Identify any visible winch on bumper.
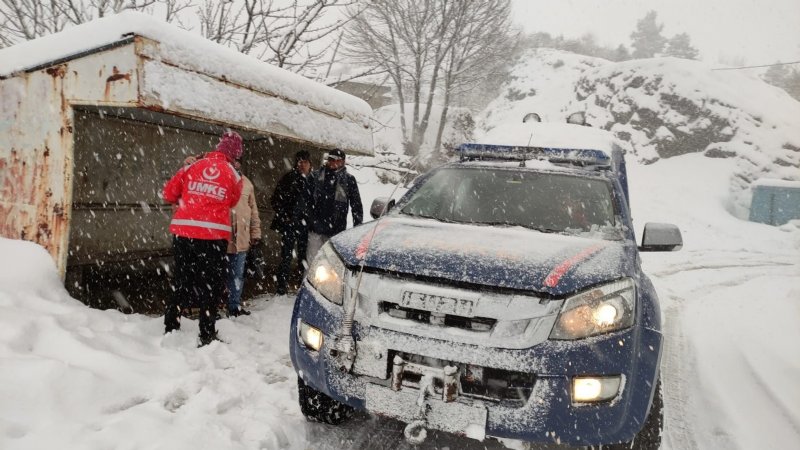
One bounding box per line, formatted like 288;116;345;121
289;283;663;446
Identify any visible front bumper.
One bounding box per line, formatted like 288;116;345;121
289;284;662;446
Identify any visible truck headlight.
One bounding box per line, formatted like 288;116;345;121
550;278;635;340
307;242;346;305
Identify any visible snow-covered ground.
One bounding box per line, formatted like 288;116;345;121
1;152;798;449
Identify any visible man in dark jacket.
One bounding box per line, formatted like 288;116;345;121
270;150;313;295
307;148;363;261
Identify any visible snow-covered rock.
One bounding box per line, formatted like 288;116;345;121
478;49;800;219
478;49;607;133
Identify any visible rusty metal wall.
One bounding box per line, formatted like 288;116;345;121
0;44;139;278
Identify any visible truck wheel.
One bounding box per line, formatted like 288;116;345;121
297;377;353;425
591;378;663;450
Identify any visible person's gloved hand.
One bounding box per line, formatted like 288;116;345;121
250;239;261;247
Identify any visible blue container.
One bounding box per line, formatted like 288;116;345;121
749;179;800;226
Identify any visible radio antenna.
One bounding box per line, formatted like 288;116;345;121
521;133;534;167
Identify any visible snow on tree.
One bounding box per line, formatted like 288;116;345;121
763;63;800;101
764;62;791;86
196;0;356;73
0;0;355;75
630;10;667;59
664;32;699;60
613;44;631;62
785;69;800;100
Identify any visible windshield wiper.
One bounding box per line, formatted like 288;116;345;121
400;210;450;222
517;224;563;234
464;221;564;234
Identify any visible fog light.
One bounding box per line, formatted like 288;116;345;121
572;376;621;403
299;321;323;351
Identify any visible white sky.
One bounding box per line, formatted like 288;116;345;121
511;0;800;66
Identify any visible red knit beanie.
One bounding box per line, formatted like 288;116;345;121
216;131;243;161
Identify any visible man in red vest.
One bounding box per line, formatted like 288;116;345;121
162;130;244;346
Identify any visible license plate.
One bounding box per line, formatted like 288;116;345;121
401;291;474;316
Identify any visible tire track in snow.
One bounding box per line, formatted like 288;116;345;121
659;293;700;450
650;248;800;449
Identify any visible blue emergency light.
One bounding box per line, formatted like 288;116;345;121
456;143;611;167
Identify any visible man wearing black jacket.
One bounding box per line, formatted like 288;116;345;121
307;148;363;261
270;150;313;295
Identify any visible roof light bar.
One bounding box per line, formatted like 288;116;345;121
456;144;611;167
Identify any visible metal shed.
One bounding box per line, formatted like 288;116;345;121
749;178;800;226
0;12;373;309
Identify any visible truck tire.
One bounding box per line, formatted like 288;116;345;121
297;377;353;425
590;378;663;450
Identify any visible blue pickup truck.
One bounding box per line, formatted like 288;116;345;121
290;121;682;449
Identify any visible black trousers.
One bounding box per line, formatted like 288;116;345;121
164;236;228;339
276;224;308;292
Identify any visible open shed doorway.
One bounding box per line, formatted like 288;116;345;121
65;106;326;313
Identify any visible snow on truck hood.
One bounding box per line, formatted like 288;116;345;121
331;217;633;296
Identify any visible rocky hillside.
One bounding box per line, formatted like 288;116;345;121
477;49;800;218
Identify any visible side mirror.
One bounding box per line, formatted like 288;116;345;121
522;112;542;123
566;111;587;126
639;222;683;252
370;197;396;219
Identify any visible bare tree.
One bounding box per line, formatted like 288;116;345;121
0;1;67;46
344;0;514;158
197;0;358;73
0;0;192;48
345;0;458;156
432;0;514;159
1;0;354;76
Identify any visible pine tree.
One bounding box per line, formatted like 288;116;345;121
784;69;800;101
664;33;699;60
763;63;790;87
630;11;667;58
613;44;631;61
764;65;800;102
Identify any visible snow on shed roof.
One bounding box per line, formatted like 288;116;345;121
0;11;372;126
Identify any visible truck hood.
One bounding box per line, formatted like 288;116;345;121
331;217;635;297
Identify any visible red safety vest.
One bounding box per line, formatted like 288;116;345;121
163;151;243;240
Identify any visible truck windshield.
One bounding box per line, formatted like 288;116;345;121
400;167;616;233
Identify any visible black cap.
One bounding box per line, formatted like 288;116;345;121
327;148;346;160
